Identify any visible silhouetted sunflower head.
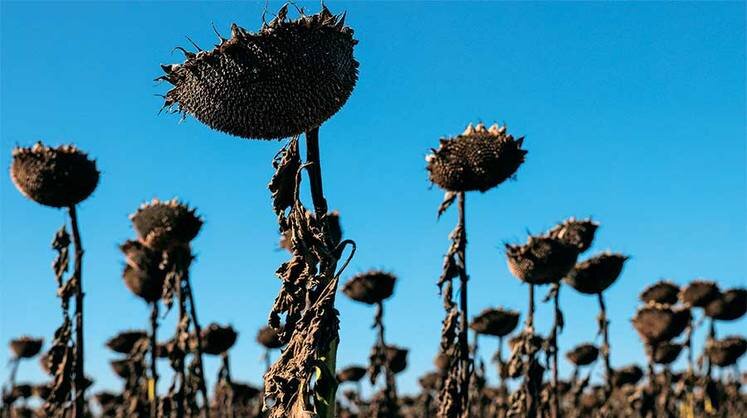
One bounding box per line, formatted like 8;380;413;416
120;240;167;302
336;365;367;383
469;307;520;337
565;343;599;367
10;142;99;208
9;337;43;359
564;252;628;294
546;217;598;253
704;288;746;321
612;365;643;388
342;270;397;304
159;4;358;140
640;280;680;305
679;279;720;308
651;342;683;365
105;330;147;354
130;199;202;251
426;123;526;193
256;325;284;349
632;304;690;345
200;323;238;355
506;235;578;285
708;336;747;367
385;345;408;374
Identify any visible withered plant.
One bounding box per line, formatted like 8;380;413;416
157;4;359;416
200;323;238;418
129;198;207;417
10;142;99;418
107;331;150;416
427;122;526;418
2;337;43;415
564;250;628;403
342;270;398;417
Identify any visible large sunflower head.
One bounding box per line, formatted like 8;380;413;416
505;234;578;285
426;123;526;193
10;142;99;208
130;199;203;251
564;252;628;295
159;4;358;140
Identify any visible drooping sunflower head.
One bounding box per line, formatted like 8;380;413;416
651;342;683;365
159;4;358;140
9;337;44;360
632;304;690;345
10;142;99;208
130;199;203;251
640;280;680;305
704;288;747;321
679;279;720;308
256;325;285;349
505;234;578;285
105;330;147;354
565;343;599;367
469;307;520;337
708;336;747;367
564;252;628;295
336;365;367;383
342;270;397;305
546;217;599;253
426;123;527;193
120;240;167;302
200;323;238;355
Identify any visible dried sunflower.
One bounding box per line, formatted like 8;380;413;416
679;279;720;308
385;345;409;374
506;235;578;285
704;288;747;321
612;365;643;388
426;123;526;193
708;336;747;367
336;365;367;383
469;307;520;337
10;142;99;208
9;336;44;359
120;240;166;302
159;5;358;140
632;304;690;345
546;217;598;253
564;252;628;294
105;330;147;354
130;199;202;251
199;323;238;355
565;343;599;367
256;325;284;349
651;342;683;365
639;280;680;305
342;270;396;304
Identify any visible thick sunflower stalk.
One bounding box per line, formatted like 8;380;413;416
264;135;355;418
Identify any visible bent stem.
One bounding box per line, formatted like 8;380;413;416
456;192;471;415
597;292;613;401
68;205;85;418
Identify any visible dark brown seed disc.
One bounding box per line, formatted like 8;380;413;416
564;252;628;294
9;336;43;359
385;345;408;374
159;5;358;140
105;330;147;354
612;365;643;388
427;123;527;193
120;240;166;302
130;199;203;251
469;307;520;337
565;343;599;367
679;280;720;308
708;336;747;367
200;323;238;355
704;288;747;321
640;280;680;305
506;235;578;285
342;270;397;304
256;325;284;349
632;304;691;345
546;217;599;253
336;365;367;383
10;142;99;208
652;342;683;365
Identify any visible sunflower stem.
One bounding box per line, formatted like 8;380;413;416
68;205;85;418
456;191;471;416
551;284;561;418
597;292;613;401
525;283;537;417
184;275;209;418
150;302;159;418
305;126;340;418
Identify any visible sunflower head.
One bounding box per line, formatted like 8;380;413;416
564;252;628;294
130;199;203;251
159;4;358;140
469;307;520;337
200;323;238;355
565;343;599;367
256;325;284;349
506;234;578;285
679;280;720;308
708;336;747;367
426;123;526;193
632;304;690;345
546;217;599;253
336;365;367;383
105;330;147;354
640;280;680;305
651;342;683;365
10;142;99;208
9;337;43;360
704;288;746;321
120;240;167;302
342;270;397;304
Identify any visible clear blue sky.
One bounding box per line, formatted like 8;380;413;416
1;1;745;396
